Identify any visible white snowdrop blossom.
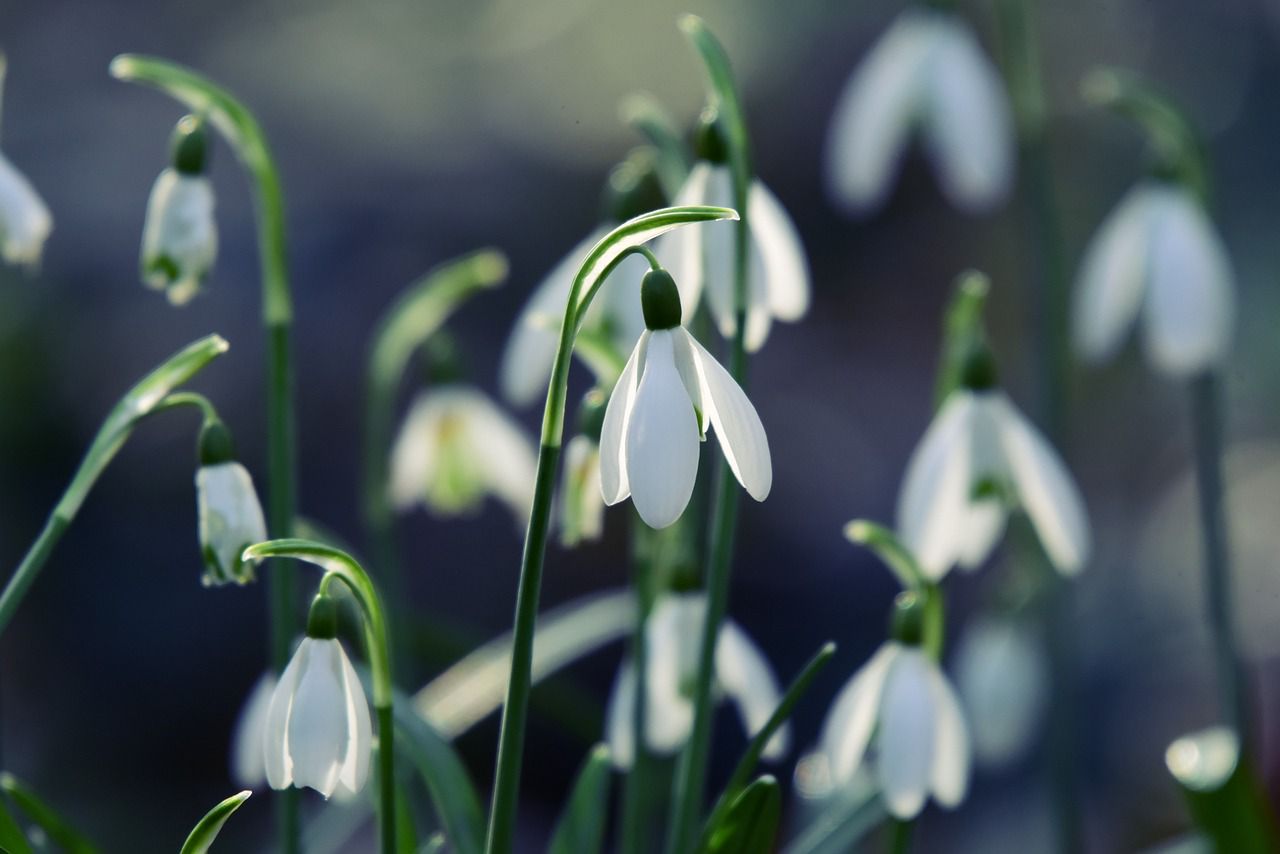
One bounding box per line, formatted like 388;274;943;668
821;641;970;819
653;162;810;351
197;461;268;587
953;617;1048;768
0;150;51;268
231;672;276;788
897;387;1090;579
559;434;605;547
825;8;1014;215
264;637;372;799
1072;181;1234;377
389;385;537;525
605;592;788;769
141;168;218;305
600;268;771;529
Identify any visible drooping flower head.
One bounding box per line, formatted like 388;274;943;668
196;418;268;587
825;6;1014;215
559;389;607;547
600;266;771;529
0;56;52;268
605;591;788;769
953;615;1048;769
141;115;218;305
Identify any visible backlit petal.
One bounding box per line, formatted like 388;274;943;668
335;642;373;797
287;639;349;798
264;639;311;790
625;330;700;528
897;392;976;579
599;332;648;505
605;661;638;769
820;643;899;782
876;648;936;819
928;664;971;808
749;180;810;322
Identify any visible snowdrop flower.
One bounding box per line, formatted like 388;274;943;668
0;58;52;268
264;597;372;799
821;598;970;819
601;267;771;529
196;420;268;587
1072;180;1234;377
141;116;217;306
231;672;276;788
825;7;1014;215
559;390;607;547
653;117;810;351
897;349;1090;579
605;591;787;769
953;616;1048;768
389;384;537;525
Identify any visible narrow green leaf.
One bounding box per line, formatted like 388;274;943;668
932;271;990;409
0;773;96;854
549;744;612;854
782;787;885;854
179;790;250;854
702;775;781;854
678;15;753;203
0;793;32;854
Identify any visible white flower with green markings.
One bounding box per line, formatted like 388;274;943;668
953;616;1048;768
141;116;217;305
0;57;52;268
195;421;267;587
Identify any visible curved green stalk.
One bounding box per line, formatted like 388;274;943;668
0;335;228;638
111;55;301;851
243;539;398;854
668;17;754;854
481;204;737;854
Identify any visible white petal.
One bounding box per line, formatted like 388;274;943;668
644;596;701;753
625;330;700;528
698;166;742;342
231;673;276;788
1142;187;1235;376
1072;185;1157;365
991;393;1091;574
716;621;789;759
820;643;898;782
264;638;312;790
927;664;971;808
749;180;810;322
920;15;1014;212
457;390;539;524
825;11;935;214
287;639;350;798
896;392;977;579
954;617;1048;768
0;150;52;267
331;642;372;797
678;329;772;501
954;499;1007;571
599;332;648;505
559;435;605;546
876;648;936;820
197;462;268;584
388;394;442;510
605;661;638;769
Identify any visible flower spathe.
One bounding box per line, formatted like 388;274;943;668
197;461;268;587
896;388;1090;579
141;168;218;305
264;637;372;799
953;616;1048;768
600;326;771;529
559;434;605;547
0;150;51;268
604;592;788;769
821;641;970;819
1072;180;1235;377
653;163;810;351
389;384;537;526
825;8;1013;215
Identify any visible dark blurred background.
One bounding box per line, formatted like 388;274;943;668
1;0;1279;851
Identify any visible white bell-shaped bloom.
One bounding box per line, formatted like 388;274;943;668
821;642;970;819
231;672;276;788
264;637;372;799
559;434;605;547
825;8;1014;215
1072;181;1234;377
197;461;268;587
897;388;1090;579
141;168;217;305
605;592;788;769
600;326;771;529
953;617;1048;768
389;384;537;526
0;150;51;268
653;163;810;351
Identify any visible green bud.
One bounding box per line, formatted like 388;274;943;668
641;268;682;331
601;149;668;223
171;115;210;175
198;419;236;466
306;593;340;640
423;333;464;385
889;591;925;647
575;388;607;443
694;108;729;164
958;342;999;391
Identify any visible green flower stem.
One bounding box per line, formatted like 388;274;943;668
888;818;913;854
243;539;398;854
0;335;229;638
619;521;661;854
482;206;737;854
1189;375;1248;740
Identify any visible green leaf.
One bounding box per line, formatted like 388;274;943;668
548;744;611;854
678;15;753;205
782;787;885;854
932;270;990;409
0;794;32;854
395;778;419;854
0;773;96;854
702;776;781;854
179;790;250;854
619;92;691;200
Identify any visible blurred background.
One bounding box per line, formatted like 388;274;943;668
0;0;1278;850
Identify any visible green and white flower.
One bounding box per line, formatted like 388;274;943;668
197;457;268;587
0;149;51;268
953;616;1048;769
141;116;217;305
825;7;1013;215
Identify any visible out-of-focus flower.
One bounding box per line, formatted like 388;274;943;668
953;616;1048;768
825;7;1013;215
897;355;1089;579
141;116;217;305
0;56;52;268
195;421;267;587
389;384;537;525
821;641;970;819
559;390;607;547
605;591;787;769
1072;181;1234;377
231;672;276;788
600;268;771;529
